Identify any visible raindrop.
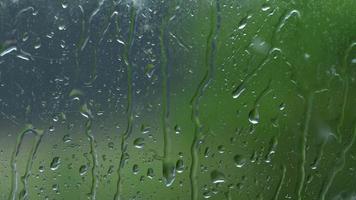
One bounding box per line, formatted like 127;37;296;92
163;162;176;187
79;165;88;176
34;38;41;49
234;155;247;168
174;125;182;135
61;1;68;8
147;168;154;179
39;166;44;173
62;135;72;143
218;145;225;154
80;103;92;119
141;125;151;134
176;159;184;173
133;137;145;149
203;190;212;199
238;16;249;30
232;84;246;99
279;103;286;111
52;184;59;191
248;108;260;124
58;25;66;31
50;157;61;170
144;64;155;78
133;164;139;174
211;170;225;184
261;3;271;11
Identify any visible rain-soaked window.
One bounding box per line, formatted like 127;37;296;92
1;0;356;199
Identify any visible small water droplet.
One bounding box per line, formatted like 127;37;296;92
147;168;154;179
279;103;286;111
144;64;155;78
108;142;114;149
211;170;225;184
116;39;125;45
39;166;44;173
61;2;68;8
48;126;55;132
80;103;92;119
141;125;151;134
238;16;249;30
232;84;245;99
62;134;72;143
58;25;66;31
261;3;271;11
203;190;212;199
34;38;41;49
52;184;59;191
133;137;145;149
50;157;61;170
132;164;139;174
79;165;88;176
217;145;225;154
176;159;184;173
234;155;247;168
174;125;182;135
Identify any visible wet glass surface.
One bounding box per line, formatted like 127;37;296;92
1;0;356;199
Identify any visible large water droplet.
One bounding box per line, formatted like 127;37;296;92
248;108;260;124
163;162;176;187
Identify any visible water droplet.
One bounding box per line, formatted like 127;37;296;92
261;3;271;11
144;64;155;78
61;2;68;8
50;157;61;170
163;162;176;187
248;108;260;124
238;16;248;30
203;190;212;199
79;165;88;176
279;103;286;111
49;126;55;132
211;170;225;184
34;38;41;49
147;168;154;179
234;155;247;168
80;103;92;119
204;147;210;158
39;166;44;173
232;84;246;99
58;25;66;31
141;125;151;134
176;159;184;173
116;39;125;45
218;145;225;154
174;125;182;134
62;134;72;143
132;164;139;174
133;137;145;149
69;89;84;99
52;184;59;191
108;142;114;149
351;58;356;64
